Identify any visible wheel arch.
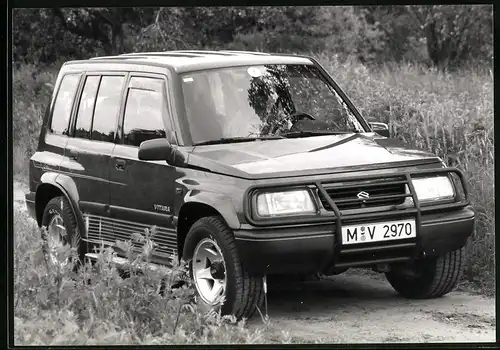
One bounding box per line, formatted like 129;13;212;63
35;172;86;237
176;195;241;260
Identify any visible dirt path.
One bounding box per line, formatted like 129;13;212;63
248;274;496;343
13;181;496;344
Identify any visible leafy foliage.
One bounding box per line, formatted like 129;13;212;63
406;5;493;70
13;206;291;345
12;6;492;69
12;64;59;177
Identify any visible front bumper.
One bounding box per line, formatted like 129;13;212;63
235;207;474;276
236;167;474;276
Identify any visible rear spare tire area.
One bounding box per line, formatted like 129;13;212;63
386;247;465;299
182;216;264;319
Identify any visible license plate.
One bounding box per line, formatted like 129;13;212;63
341;219;416;245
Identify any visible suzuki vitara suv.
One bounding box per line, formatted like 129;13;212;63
25;50;475;319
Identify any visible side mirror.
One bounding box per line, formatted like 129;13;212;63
369;122;390;138
138;138;186;166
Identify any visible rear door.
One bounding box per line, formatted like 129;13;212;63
109;74;178;264
61;73;127;247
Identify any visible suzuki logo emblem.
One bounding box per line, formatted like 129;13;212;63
357;191;370;200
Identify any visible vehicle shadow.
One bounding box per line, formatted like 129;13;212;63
259;273;426;319
245;274;496;344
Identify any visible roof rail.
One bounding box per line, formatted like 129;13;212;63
219;50;270;56
120;52;204;58
126;49;271;56
168;50;235;56
90;50;275;61
90;55;149;61
89;56;120;60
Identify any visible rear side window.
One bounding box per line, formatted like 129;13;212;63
122;77;167;147
91;76;125;142
50;74;80;135
74;76;100;139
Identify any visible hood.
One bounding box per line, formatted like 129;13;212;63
187;133;441;179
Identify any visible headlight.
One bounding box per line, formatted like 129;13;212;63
256;189;316;217
411;176;455;202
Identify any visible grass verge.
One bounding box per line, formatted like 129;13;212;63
13;203;297;345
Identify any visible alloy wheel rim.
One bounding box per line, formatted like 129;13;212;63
192;238;227;305
47;214;69;268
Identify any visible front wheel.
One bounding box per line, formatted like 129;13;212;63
386;247;465;299
183;216;264;319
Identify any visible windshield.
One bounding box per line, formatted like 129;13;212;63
181;64;366;145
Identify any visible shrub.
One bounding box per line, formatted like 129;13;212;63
13;205;292;345
13;64;59;177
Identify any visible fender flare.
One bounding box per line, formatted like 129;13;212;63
180;190;241;230
37;172;86;238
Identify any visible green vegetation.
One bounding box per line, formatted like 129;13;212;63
13;6;493;70
13;205;297;345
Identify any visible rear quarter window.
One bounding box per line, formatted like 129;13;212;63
50;74;81;135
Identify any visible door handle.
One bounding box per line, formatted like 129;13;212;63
68;149;79;160
115;158;126;170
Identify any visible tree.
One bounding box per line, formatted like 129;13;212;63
12;6;493;68
407;5;492;70
13;9;89;65
51;8;154;55
361;6;416;63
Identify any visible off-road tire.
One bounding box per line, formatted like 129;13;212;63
183;216;264;320
41;196;85;266
386;247;465;299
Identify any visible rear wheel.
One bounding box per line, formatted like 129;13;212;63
386;247;465;299
183;216;264;319
41;196;84;269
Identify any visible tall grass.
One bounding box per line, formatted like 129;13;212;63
317;54;494;291
13;204;293;345
12;64;59;179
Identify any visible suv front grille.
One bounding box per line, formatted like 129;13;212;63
318;176;408;211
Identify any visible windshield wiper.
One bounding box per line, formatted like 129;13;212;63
281;130;354;138
193;135;284;146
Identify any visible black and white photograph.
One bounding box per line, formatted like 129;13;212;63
10;5;495;345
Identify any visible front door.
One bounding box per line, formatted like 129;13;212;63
109;74;177;265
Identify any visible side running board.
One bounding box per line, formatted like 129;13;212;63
84;253;171;275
